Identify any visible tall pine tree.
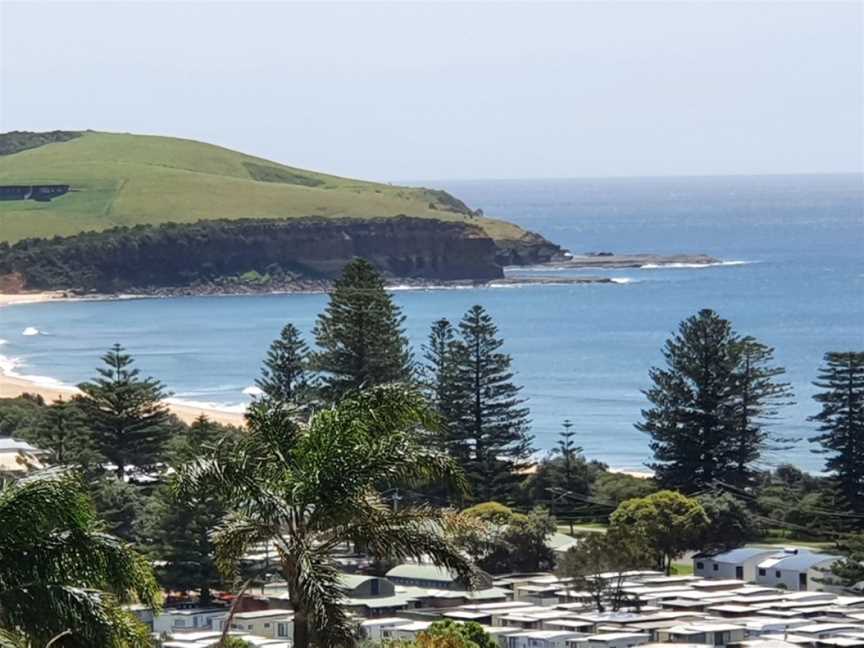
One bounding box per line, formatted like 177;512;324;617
423;318;463;455
256;323;310;405
451;305;533;502
28;397;103;472
729;337;794;487
311;258;413;402
638;309;791;491
809;351;864;514
77;344;173;478
143;482;223;604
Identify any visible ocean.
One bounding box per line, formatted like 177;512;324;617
1;174;862;472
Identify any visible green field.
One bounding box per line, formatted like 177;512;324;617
0;131;528;244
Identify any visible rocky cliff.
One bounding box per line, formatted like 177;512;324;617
0;216;504;292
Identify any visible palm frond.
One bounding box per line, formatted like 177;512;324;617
211;513;273;581
0;629;27;648
0;584;150;648
325;495;480;588
276;542;354;648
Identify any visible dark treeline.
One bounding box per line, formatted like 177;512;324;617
0;216;500;292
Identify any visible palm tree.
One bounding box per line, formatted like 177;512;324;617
177;385;479;648
0;469;159;648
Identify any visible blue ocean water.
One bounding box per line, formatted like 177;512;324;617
1;175;862;472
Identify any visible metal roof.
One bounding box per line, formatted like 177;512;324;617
386;564;459;582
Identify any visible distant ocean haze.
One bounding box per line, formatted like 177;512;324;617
1;174;862;472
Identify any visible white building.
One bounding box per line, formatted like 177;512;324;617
754;549;841;591
693;548;778;582
570;632;651;648
0;437;46;473
152;608;227;634
216;609;293;639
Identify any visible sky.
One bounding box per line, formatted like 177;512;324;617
1;1;862;181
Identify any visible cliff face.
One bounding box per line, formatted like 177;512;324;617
0;216;503;292
494;230;565;266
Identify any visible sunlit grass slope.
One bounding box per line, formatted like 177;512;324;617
0;131;527;243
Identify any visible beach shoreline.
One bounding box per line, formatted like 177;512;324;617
0;369;247;427
0;290;659;475
0;294;247;426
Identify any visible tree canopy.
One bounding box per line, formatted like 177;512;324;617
311;259;414;403
0;469;159;647
177;385;477;648
609;490;709;575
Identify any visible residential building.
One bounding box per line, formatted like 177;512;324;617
754;550;842;592
694;549;779;582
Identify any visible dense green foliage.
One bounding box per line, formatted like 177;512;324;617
312;258;414;403
639;309;792;491
696;492;760;553
418;620;497;648
256;323;311;405
176;386;476;648
829;533;864;587
142;482;223;604
0;469;159;647
76;344;174;478
0;130;81;156
429;306;533;503
423;318;462;453
809;352;864;513
456;502;556;573
609;490;709;574
0;218;404;291
24;397;103;471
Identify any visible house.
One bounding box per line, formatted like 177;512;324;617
569;631;651;648
506;629;585;648
547;532;581;558
386;563;493;590
754;550;842;592
162;631;290;648
694;549;779;582
0;437;46;473
655;622;747;646
361;617;419;642
336;573;424;616
216;609;294;639
152;608;228;634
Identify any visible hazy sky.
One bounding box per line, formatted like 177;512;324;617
1;1;861;180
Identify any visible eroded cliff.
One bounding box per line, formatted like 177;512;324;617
0;216;505;292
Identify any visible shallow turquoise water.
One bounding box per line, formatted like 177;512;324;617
2;174;861;471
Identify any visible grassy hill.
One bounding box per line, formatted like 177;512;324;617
0;131;533;246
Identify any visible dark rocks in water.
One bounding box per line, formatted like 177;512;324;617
494;230;564;266
549;253;720;269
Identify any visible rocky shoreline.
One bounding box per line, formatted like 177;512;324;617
2;253;734;302
539;253;721;269
54;274;618;300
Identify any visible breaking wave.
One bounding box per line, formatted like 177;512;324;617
639;260;753;269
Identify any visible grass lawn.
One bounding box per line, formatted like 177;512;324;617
0;131;529;244
671;562;694;576
557;522;608;536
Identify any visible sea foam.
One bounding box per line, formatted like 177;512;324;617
639;260;753;269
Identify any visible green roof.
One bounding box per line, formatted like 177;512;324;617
386;564;460;582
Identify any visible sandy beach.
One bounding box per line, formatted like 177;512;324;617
0;291;247;427
0;369;247;426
